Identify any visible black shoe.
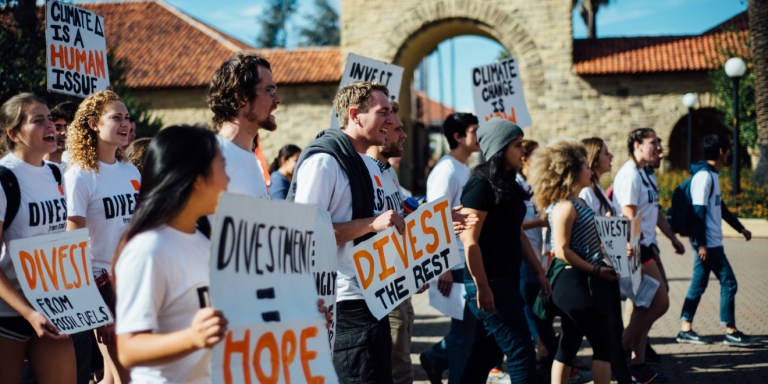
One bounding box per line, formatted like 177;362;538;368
419;352;443;384
724;331;758;347
645;343;661;364
676;330;710;345
630;363;668;383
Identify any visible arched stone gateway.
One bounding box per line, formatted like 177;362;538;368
339;0;731;189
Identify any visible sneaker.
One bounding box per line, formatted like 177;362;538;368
676;330;710;345
724;331;758;347
569;368;593;384
419;352;444;384
644;343;662;363
630;363;667;383
487;367;511;384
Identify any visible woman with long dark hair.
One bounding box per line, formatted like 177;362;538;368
268;144;301;199
0;93;75;383
113;125;229;383
460;118;550;383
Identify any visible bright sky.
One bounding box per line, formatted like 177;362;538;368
124;0;749;111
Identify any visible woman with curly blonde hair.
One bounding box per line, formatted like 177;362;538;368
528;140;619;384
65;90;140;384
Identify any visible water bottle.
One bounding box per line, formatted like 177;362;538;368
403;196;420;216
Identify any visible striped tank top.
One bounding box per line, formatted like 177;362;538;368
567;197;607;266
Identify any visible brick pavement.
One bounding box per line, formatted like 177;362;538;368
409;237;768;383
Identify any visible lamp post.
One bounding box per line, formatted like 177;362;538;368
682;93;698;169
725;57;746;196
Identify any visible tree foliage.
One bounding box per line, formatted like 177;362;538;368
296;0;339;46
256;0;297;48
0;0;162;137
708;30;757;150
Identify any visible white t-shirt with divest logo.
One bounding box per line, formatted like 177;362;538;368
115;225;211;384
65;161;141;275
613;160;659;246
293;153;385;302
0;154;68;316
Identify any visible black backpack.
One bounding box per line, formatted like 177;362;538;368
0;163;63;231
666;170;714;237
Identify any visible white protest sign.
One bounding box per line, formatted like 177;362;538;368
330;53;404;129
310;209;338;350
210;194;337;384
352;197;461;320
471;58;532;127
9;229;113;334
594;215;642;294
46;0;110;97
628;213;642;293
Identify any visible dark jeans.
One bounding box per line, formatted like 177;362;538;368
333;299;393;384
519;261;557;356
681;245;737;326
421;269;478;383
464;278;537;384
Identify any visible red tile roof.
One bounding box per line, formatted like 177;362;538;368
77;1;341;88
573;11;750;75
415;91;454;124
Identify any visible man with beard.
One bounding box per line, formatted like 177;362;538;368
365;102;413;384
207;53;280;198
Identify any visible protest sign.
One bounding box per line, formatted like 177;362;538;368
351;197;462;320
471;58;531;127
9;228;113;334
46;0;110;97
210;194;337;384
330;53;404;129
594;215;642;295
310;209;338;349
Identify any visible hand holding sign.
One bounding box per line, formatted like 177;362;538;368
190;308;228;348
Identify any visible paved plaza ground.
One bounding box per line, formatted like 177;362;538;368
409;236;768;383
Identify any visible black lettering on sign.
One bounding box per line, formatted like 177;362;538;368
256;287;280;322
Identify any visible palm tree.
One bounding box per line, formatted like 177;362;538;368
574;0;612;39
751;0;768;184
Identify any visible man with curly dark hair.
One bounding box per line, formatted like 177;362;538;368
207;53;279;198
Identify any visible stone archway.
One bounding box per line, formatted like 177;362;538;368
667;108;729;170
339;0;555;189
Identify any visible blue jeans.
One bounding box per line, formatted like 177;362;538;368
519;261;557;355
680;245;738;326
421;269;478;384
463;278;537;384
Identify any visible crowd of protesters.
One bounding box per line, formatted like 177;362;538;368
0;52;757;384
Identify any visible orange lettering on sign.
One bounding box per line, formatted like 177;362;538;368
373;236;395;281
353;250;375;289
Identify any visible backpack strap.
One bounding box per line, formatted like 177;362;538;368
0;165;21;231
47;163;62;185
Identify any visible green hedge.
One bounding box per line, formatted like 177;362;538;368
656;168;768;220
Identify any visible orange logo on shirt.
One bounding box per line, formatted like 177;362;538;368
373;175;382;188
57;185;64;196
130;180;140;191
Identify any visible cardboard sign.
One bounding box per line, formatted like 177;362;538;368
351;198;462;320
46;0;110;97
330;53;404;129
594;215;642;294
310;209;338;350
9;229;113;334
210;194;337;384
471;58;531;127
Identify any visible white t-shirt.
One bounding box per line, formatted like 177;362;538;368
115;226;210;384
370;158;404;215
579;184;617;217
216;135;268;198
293;153;385;302
613;160;659;246
426;155;470;270
0;154;68;316
65;161;141;275
691;169;723;247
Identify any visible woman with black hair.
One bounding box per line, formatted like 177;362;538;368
113;125;229;383
268;144;301;199
460;118;550;384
